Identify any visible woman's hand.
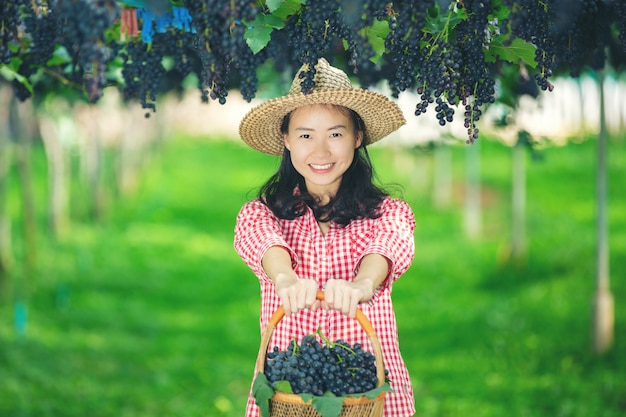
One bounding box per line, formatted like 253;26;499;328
324;279;373;318
324;253;390;318
262;246;320;316
275;273;320;316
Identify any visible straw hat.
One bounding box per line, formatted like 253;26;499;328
238;58;406;156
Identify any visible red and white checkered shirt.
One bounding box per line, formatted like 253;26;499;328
235;196;416;417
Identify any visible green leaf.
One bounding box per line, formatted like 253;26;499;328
346;382;393;400
245;25;273;54
0;64;34;94
265;0;283;12
490;0;511;20
270;0;305;18
311;391;344;417
46;46;72;66
485;37;537;68
423;3;467;36
252;374;274;417
366;19;390;63
244;12;289;54
273;380;294;394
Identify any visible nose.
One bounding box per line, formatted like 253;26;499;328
312;138;330;156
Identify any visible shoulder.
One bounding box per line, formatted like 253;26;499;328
237;199;276;221
378;196;414;217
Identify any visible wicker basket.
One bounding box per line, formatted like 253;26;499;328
254;291;386;417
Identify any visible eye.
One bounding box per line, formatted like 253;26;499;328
299;133;311;139
330;132;342;138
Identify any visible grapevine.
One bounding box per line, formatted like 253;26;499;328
1;0;625;143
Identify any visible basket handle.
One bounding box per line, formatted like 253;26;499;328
255;291;386;388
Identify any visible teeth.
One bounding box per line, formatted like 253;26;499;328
310;163;333;170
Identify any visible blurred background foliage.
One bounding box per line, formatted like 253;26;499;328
0;108;624;415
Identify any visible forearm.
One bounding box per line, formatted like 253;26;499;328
353;253;390;301
261;246;298;287
262;246;318;315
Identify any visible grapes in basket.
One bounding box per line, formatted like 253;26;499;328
264;332;381;396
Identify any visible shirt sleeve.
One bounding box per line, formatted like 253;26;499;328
357;198;416;289
234;199;299;282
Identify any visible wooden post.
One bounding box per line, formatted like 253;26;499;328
0;86;15;283
592;69;614;354
511;132;527;262
464;141;481;239
433;141;452;209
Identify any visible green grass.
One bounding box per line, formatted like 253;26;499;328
1;135;625;417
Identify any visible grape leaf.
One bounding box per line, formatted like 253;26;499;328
244;11;288;54
489;0;511;21
0;63;34;94
423;3;467;36
345;382;393;400
485;38;537;68
269;0;305;18
311;392;344;417
274;380;294;394
46;46;72;66
252;374;274;417
366;19;390;63
244;25;273;54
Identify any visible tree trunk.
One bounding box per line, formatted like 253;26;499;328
433;142;452;209
39;113;70;240
116;110;141;197
11;96;38;280
78;105;105;221
0;86;15;285
511;134;527;262
592;69;613;354
464;141;482;239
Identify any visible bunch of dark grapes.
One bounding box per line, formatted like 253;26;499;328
454;0;495;143
288;0;343;94
10;2;61;100
264;334;380;396
1;0;28;65
617;1;626;51
120;37;166;116
504;0;556;91
183;0;262;103
383;1;432;97
22;7;60;67
52;0;121;102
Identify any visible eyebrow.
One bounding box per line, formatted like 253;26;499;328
294;125;348;131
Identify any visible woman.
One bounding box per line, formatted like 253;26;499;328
235;58;415;417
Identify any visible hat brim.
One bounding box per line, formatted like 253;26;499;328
239;88;406;156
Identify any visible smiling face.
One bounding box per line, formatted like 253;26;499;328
283;104;363;203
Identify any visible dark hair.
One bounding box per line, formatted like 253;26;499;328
258;105;387;226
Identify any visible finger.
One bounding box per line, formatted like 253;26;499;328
324;281;335;305
304;281;317;308
310;299;321;312
341;290;352;316
348;292;359;318
333;286;344;312
288;291;299;315
296;287;307;311
282;294;292;316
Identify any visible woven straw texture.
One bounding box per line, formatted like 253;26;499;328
255;291;386;417
239;58;406;156
269;394;385;417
